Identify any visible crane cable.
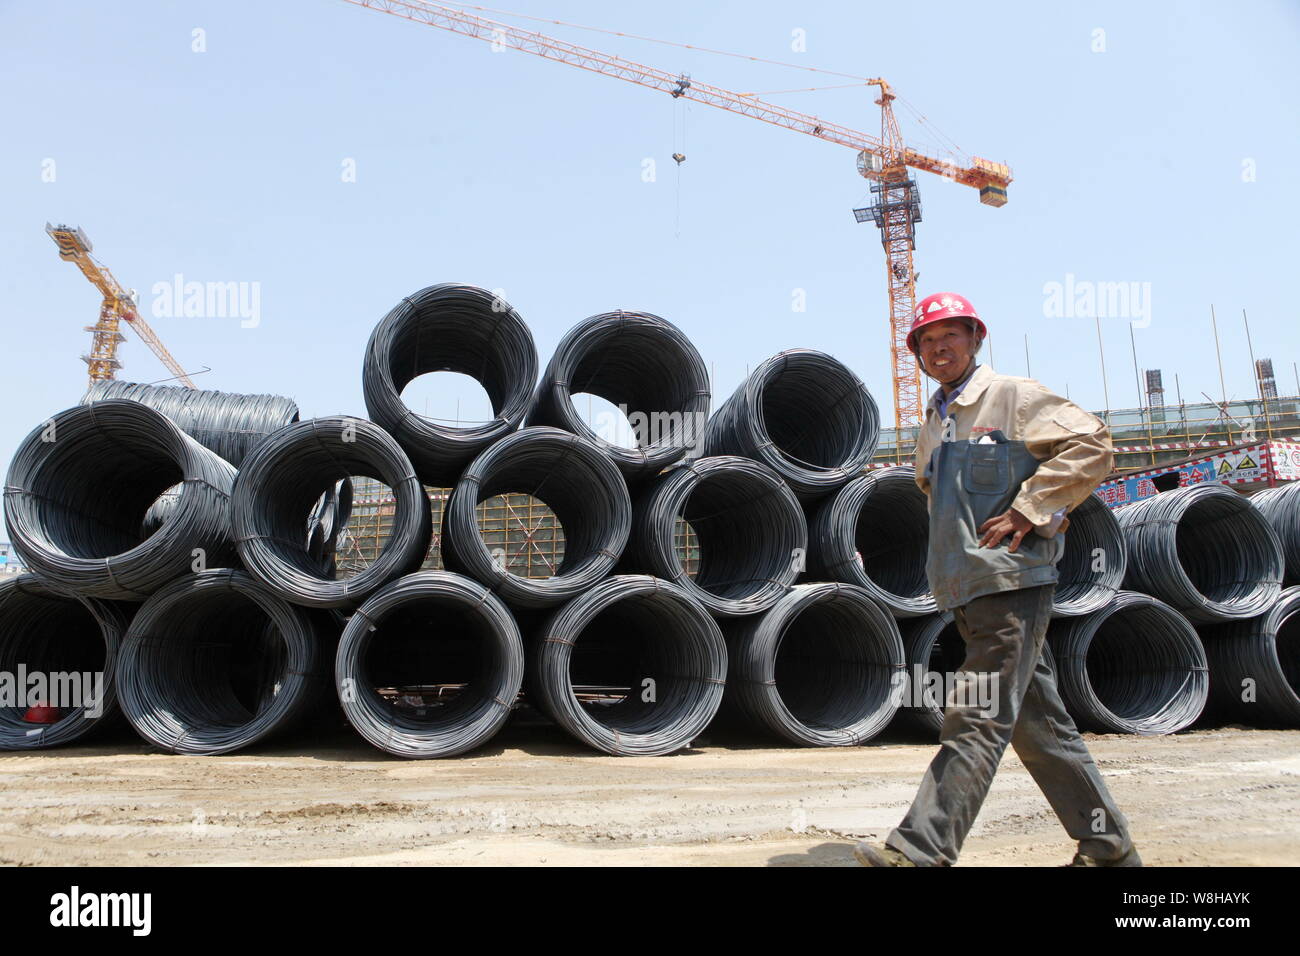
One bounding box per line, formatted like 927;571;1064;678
448;1;975;162
740;82;875;96
398;2;983;171
440;1;877;82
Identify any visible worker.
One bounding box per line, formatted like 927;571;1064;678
854;292;1141;868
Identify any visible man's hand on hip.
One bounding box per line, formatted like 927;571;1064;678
977;508;1034;552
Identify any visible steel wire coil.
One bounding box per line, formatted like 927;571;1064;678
722;582;904;746
116;569;334;755
99;378;340;568
701;348;879;499
139;483;184;539
232;416;431;609
0;575;129;749
83;380;299;468
804;466;934;617
893;611;1061;739
335;570;525;757
4;400;237;600
306;479;354;577
1046;590;1208;735
619;456;806;618
440;426;631;609
1052;491;1126;617
526;574;725;755
1199;585;1300;726
1116;483;1283;622
894;611;963;737
363;283;539;487
1251;483;1300;585
143;478;352;576
525;310;710;482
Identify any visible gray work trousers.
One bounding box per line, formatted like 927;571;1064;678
886;583;1134;866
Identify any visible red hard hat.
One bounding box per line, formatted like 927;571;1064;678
907;292;986;354
23;704;63;724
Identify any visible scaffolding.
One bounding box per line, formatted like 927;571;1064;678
0;542;25;577
335;477;698;579
877;392;1300;473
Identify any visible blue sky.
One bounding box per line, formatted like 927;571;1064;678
3;0;1298;487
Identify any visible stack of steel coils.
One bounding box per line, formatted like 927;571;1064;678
4;280;1294;762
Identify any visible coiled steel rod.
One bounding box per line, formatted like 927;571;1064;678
335;571;525;758
1047;590;1208;735
1200;585;1300;726
526;574;726;755
894;612;1062;739
306;479;354;577
116;569;335;755
83;380;299;468
0;575;129;749
894;611;964;737
1116;484;1283;622
144;477;352;575
441;426;631;609
804;466;934;617
363;283;538;487
525;310;710;482
1052;492;1126;617
722;582;904;746
701;349;879;499
232;417;431;609
4;401;236;600
1251;483;1300;585
620;456;806;618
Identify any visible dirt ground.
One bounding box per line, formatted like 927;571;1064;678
0;721;1296;866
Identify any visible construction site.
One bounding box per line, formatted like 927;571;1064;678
0;0;1296;898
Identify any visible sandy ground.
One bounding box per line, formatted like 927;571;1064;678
0;720;1296;866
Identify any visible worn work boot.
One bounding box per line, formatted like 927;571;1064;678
853;841;918;867
1066;846;1143;867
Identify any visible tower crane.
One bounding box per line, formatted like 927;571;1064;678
343;0;1012;438
45;223;197;389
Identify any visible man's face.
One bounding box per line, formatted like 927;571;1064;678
917;318;979;386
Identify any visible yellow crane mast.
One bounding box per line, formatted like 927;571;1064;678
45;223;196;389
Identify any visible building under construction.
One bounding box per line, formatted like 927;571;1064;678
336;480;700;580
877;389;1300;473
